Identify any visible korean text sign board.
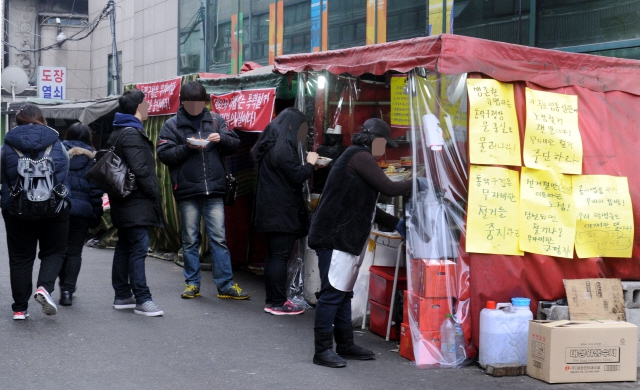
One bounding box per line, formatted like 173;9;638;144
136;78;181;116
37;66;66;100
210;88;276;131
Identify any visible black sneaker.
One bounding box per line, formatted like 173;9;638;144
217;283;250;300
271;300;304;316
181;284;200;299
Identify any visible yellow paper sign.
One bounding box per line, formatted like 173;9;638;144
466;165;523;255
523;88;583;174
467;79;521;166
573;175;634;258
519;167;576;258
390;75;410;127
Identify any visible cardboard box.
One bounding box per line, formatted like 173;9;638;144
399;323;415;361
409;259;457;298
563;278;626;321
407;292;452;331
527;320;638;384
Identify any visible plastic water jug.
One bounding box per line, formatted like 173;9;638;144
478;297;533;368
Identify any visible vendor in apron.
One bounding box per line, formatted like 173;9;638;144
308;118;412;368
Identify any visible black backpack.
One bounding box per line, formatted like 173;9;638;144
10;145;69;219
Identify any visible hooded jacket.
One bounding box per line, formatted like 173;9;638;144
1;123;70;214
156;107;240;201
63;140;104;221
254;111;314;236
107;113;164;228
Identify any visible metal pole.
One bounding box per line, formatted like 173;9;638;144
529;0;537;46
109;0;121;94
442;0;446;34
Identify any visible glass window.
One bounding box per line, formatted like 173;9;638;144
283;0;311;55
178;0;206;74
328;0;366;49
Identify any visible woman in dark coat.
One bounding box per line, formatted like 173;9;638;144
1;103;70;319
252;108;319;315
308;118;411;368
57;123;104;306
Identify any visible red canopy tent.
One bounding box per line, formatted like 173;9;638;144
275;34;640;349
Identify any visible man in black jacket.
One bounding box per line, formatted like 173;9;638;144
109;89;165;317
157;81;249;300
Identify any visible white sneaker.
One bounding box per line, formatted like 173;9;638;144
34;287;58;315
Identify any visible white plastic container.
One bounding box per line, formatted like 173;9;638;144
478;297;533;368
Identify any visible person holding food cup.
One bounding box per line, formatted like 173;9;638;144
157;81;250;301
251;107;321;316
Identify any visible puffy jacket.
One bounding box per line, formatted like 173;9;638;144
107;113;164;228
62;140;104;220
1;124;70;214
156;107;240;201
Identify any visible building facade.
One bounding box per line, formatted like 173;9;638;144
3;0;640;100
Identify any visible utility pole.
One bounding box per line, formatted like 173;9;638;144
109;0;121;94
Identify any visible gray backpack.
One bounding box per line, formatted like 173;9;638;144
10;145;68;219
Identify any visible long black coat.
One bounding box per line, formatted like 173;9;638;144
107;114;163;229
254;141;314;236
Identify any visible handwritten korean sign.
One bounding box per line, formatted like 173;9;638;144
136;78;181;116
37;66;66;100
523;88;582;174
467;79;521;166
390;75;410;127
519;167;576;258
467;165;523;255
573;175;633;258
210;88;276;131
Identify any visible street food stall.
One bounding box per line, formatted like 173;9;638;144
274;34;640;368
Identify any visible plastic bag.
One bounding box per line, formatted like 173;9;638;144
287;238;311;308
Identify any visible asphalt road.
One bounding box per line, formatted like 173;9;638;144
0;220;638;389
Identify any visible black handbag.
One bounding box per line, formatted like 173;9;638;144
87;128;137;198
222;156;237;206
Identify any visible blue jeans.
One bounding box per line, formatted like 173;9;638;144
314;248;354;332
178;196;233;292
112;226;152;304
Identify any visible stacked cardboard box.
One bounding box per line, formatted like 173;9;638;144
399;259;457;362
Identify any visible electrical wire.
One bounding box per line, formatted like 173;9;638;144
3;2;111;53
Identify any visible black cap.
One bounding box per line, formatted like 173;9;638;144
361;118;398;147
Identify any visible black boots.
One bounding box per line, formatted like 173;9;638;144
59;291;73;306
334;327;376;360
313;330;346;368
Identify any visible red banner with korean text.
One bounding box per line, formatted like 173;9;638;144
136;78;181;116
210;88;276;131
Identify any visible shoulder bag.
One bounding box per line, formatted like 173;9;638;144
87;128;137;198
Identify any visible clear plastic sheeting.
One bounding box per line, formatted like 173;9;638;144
287;238;310;309
405;69;474;368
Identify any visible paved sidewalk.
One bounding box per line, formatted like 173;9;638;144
0;223;638;389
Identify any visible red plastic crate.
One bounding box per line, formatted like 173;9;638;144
369;265;407;307
407;292;453;332
399;322;415;361
368;299;399;340
409;259;457;298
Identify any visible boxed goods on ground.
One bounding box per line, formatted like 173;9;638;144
407;292;452;331
409;259;457;298
527;320;638;384
399;322;415;361
369;265;407;307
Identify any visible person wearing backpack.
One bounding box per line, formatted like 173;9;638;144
1;103;71;320
57;123;104;306
108;89;165;317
